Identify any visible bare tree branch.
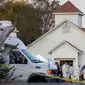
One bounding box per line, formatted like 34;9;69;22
31;0;59;34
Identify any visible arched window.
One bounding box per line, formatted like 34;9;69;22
62;22;70;33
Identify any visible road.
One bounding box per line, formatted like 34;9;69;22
0;82;84;85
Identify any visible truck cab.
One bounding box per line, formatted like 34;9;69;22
4;36;57;83
0;20;58;83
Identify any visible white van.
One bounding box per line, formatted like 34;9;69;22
4;36;58;83
0;21;58;83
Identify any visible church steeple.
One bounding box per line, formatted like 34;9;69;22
54;1;84;15
53;1;84;27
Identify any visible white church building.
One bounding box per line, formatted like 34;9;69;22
27;1;85;72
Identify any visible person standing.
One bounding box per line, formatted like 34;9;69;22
60;66;63;77
62;62;69;78
56;63;60;76
54;62;60;76
69;64;74;79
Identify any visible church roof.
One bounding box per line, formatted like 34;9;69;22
48;40;83;54
54;1;84;15
27;19;85;48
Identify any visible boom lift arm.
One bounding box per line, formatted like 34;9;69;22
0;22;14;49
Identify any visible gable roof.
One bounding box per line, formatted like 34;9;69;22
53;1;84;16
48;40;83;54
27;19;85;48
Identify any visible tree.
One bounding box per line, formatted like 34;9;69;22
31;0;60;34
0;0;42;45
0;0;59;45
12;1;42;45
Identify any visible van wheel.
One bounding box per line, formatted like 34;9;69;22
27;76;47;83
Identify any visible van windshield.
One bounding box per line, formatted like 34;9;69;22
22;49;43;63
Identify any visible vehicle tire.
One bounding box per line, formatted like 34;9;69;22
27;75;47;83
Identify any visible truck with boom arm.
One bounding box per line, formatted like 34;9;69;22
0;20;58;83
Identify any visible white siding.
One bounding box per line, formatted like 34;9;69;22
55;14;78;26
78;15;82;27
28;23;85;67
54;14;82;28
51;43;78;68
51;43;77;59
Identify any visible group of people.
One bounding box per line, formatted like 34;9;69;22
55;62;74;79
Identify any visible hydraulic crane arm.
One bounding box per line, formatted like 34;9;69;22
0;24;14;49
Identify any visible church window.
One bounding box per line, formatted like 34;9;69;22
62;22;70;33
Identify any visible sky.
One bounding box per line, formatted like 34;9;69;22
50;0;85;27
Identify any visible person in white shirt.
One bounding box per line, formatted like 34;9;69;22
69;64;74;79
62;62;69;78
